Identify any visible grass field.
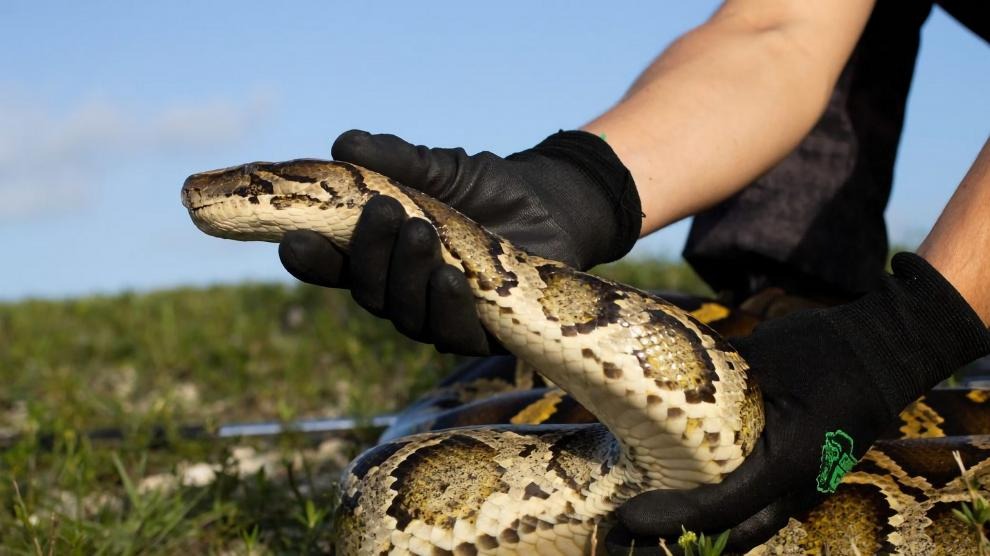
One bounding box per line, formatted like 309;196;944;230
0;258;709;554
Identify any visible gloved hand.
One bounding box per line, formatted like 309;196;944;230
279;129;642;355
605;253;990;554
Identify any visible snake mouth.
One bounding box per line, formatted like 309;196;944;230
186;200;222;213
181;192;228;214
181;192;209;212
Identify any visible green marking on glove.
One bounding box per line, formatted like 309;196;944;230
598;132;607;142
816;429;857;493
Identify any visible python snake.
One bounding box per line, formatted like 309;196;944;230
183;159;990;555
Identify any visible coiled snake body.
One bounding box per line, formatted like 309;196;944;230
183;159;990;555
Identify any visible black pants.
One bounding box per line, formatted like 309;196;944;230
684;0;986;301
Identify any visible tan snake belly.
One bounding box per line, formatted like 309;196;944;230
183;158;990;555
182;159;761;554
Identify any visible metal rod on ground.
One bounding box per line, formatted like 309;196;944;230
0;413;398;451
216;414;397;438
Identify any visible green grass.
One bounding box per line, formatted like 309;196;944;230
0;282;454;554
0;258;707;554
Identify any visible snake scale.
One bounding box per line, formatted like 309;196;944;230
183;159;990;555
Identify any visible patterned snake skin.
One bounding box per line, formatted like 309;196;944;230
182;160;990;555
388;333;990;555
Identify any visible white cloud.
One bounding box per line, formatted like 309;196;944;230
0;89;274;221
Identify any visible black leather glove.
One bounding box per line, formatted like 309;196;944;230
279;129;641;355
605;253;990;554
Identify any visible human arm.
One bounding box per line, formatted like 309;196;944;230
584;0;875;233
917;137;990;326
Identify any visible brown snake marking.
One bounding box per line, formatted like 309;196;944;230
390;302;990;555
183;160;990;555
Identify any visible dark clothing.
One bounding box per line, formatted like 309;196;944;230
938;0;990;42
683;0;988;302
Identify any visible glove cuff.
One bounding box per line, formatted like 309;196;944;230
528;130;643;263
825;252;990;417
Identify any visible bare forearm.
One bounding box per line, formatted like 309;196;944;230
584;0;873;233
918;138;990;326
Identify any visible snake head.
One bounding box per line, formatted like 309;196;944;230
181;162;281;211
181;159;379;244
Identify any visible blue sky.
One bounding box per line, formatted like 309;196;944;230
1;1;987;300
